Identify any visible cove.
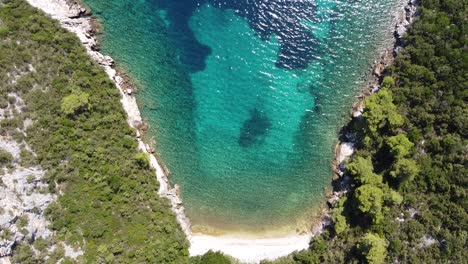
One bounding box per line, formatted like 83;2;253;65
82;0;404;235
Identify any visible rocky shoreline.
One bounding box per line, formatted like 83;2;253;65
25;0;193;240
18;0;420;263
329;0;419;211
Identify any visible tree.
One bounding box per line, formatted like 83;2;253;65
386;134;414;159
383;188;403;206
358;233;388;264
347;156;382;185
190;251;232;264
333;213;348;235
61;90;90;115
134;153;150;168
355;184;384;223
363;89;404;135
11;244;38;264
390;158;419;185
381;76;395;89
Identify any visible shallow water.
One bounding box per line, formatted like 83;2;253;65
83;0;403;235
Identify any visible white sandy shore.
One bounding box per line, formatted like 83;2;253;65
190;233;312;263
24;0;319;262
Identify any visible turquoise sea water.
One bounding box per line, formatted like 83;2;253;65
83;0;403;235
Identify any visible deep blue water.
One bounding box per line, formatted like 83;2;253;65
83;0;403;235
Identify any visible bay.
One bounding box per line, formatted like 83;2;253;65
83;0;403;235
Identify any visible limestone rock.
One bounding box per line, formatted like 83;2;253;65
0;240;15;257
395;24;407;40
68;5;87;19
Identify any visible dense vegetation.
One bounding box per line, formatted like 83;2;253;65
2;0;465;263
264;0;467;263
1;0;192;262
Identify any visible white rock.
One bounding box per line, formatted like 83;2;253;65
338;142;354;164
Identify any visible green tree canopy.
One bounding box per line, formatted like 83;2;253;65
61;90;90;115
358;233;388;264
355;184;384;223
0;149;13;167
381;76;395;89
333;213;348;235
386;134;414;159
363;89;404;135
347;156;382;185
384;188;403;206
390;158;419;185
190;251;232;264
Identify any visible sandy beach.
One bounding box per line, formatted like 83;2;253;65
190;233;312;263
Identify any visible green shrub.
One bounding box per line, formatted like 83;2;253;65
19;149;36;167
0;149;13;167
61;90;90;115
134;152;150;168
191;251;233;264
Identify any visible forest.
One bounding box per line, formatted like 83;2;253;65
1;0;236;262
0;0;465;263
265;0;467;263
0;0;191;262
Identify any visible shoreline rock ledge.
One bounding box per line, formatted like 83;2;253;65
25;0;193;240
330;0;419;210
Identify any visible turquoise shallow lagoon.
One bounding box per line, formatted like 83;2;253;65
83;0;403;235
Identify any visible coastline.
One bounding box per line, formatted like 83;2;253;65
22;0;419;263
22;0;313;262
25;0;193;241
330;0;418;208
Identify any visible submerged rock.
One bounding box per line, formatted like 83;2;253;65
238;108;272;147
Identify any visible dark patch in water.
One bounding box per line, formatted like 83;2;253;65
239;108;272;147
153;0;212;73
155;0;319;71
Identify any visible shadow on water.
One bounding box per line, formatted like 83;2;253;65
153;0;319;71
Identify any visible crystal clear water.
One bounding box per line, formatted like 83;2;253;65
83;0;403;235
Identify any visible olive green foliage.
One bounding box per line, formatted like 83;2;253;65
189;251;234;264
19;148;36;167
355;184;384;223
267;0;467;263
385;189;403;206
332;209;347;235
134;152;150;169
390;158;419;185
347;156;382;185
0;149;13;167
11;244;37;264
380;76;395;89
0;1;190;262
386;134;413;159
61;90;90;115
362;89;404;136
358;233;387;264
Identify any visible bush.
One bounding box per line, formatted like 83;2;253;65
0;149;13;167
191;251;233;264
61;90;90;115
134;152;150;168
